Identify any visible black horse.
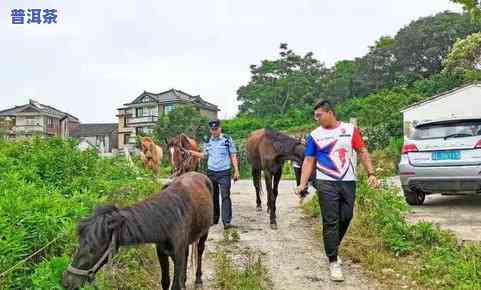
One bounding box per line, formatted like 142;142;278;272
62;172;214;290
246;128;307;229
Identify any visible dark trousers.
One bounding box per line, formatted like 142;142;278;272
207;169;232;225
316;180;356;259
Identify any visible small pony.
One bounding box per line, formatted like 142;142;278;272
139;137;163;176
62;172;214;290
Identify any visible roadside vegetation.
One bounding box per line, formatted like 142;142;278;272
213;229;272;290
303;177;481;290
0;137;162;289
5;5;481;290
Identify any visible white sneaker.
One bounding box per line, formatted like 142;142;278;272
326;256;342;265
329;262;344;282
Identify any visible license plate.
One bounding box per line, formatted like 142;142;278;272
432;150;461;161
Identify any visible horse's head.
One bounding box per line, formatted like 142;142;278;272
266;129;306;164
293;140;307;164
62;205;124;290
168;137;182;173
294;134;308;162
168;134;197;175
141;137;155;158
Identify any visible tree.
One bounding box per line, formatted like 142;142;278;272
394;11;481;79
324;60;359;101
153;105;210;145
237;43;329;118
451;0;481;22
444;32;481;72
352;36;399;97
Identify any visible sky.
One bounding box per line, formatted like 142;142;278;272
0;0;462;122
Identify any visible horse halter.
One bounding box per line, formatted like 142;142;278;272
66;231;117;280
171;135;194;176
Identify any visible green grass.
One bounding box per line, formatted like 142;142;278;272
213;249;271;290
212;227;271;290
0;137;162;289
302;177;481;290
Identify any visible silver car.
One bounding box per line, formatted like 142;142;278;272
399;118;481;205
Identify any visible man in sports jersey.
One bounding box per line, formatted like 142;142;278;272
295;100;379;282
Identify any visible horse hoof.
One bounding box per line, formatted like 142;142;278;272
270;223;278;230
195;282;203;289
256;206;262;212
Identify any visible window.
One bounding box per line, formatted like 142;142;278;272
412;120;481;140
25;116;37;126
47;117;55;128
164;105;175;114
145;106;157;116
136;127;144;135
124;133;131;144
144;127;154;135
135;107;144;117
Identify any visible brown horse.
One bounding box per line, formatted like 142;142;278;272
140;137;163;176
168;134;201;177
246;128;306;229
62;172;214;290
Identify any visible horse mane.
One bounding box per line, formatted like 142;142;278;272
264;128;301;155
77;204;121;247
142;136;154;143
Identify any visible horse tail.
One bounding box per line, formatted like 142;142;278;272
190;240;198;280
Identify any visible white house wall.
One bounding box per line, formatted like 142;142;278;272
403;85;481;138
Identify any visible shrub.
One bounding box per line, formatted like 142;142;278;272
303;177;481;289
222;115;267;141
0;137;159;289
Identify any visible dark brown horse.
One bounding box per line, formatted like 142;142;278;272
62;172;214;290
246;128;306;229
168;134;201;177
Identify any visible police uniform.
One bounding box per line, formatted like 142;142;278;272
203;121;237;226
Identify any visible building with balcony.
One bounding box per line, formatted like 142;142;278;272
0;99;80;138
70;123;118;153
117;88;219;150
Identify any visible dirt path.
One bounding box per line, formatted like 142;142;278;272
188;179;378;290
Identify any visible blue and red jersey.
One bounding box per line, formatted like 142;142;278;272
305;122;365;181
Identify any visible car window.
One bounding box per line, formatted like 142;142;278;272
412;121;481;140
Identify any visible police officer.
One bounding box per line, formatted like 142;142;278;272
187;119;240;229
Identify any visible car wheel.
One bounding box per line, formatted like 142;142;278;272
404;190;426;206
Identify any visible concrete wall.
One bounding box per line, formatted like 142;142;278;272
15;115;45;135
78;135;112;153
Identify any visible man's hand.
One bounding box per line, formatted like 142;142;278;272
233;169;240;182
368;174;380;189
294;184;307;196
187;150;204;159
